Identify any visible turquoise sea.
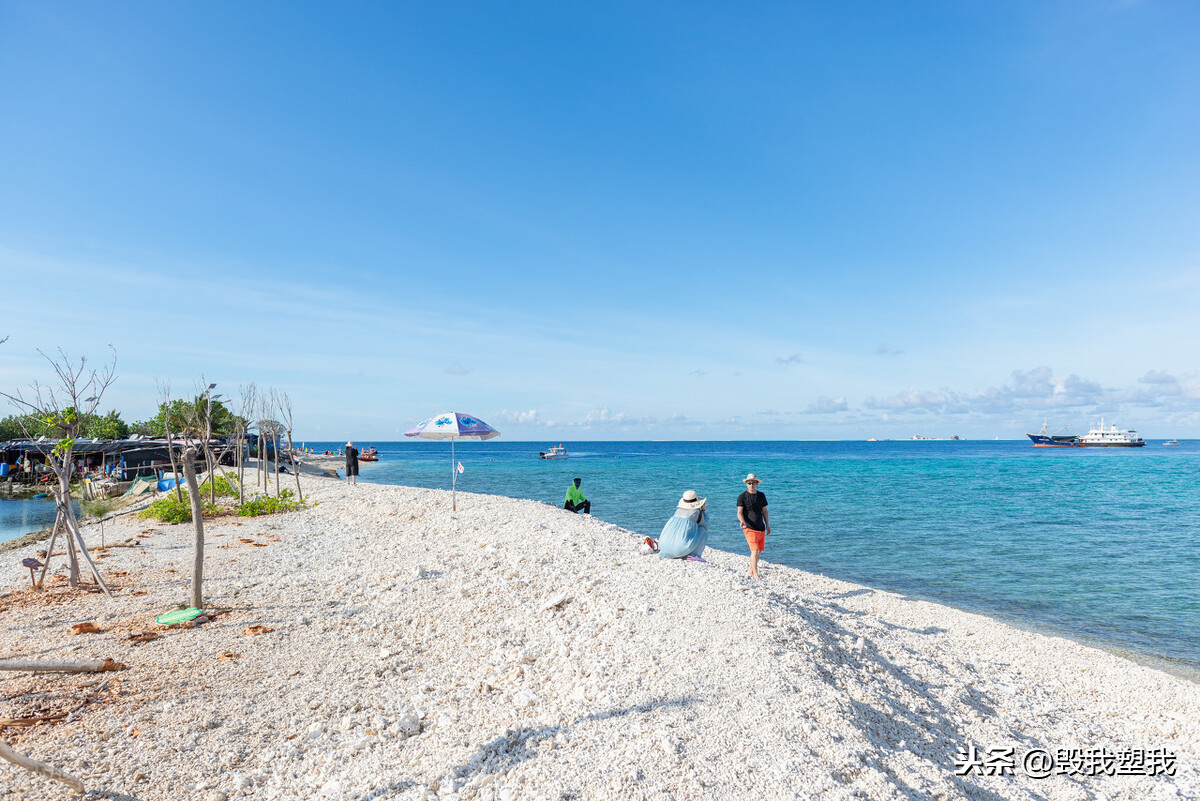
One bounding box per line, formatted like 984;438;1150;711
317;439;1200;678
5;440;1197;677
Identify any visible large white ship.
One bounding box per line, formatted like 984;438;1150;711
1078;418;1145;448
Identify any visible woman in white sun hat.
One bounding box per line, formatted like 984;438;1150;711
657;490;710;561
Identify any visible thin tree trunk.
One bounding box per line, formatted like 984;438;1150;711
286;430;303;503
62;502;80;588
237;432;245;504
164;419;184;503
182;447;205;609
273;433;281;499
36;510;64;589
54;457;82;588
64;515;112;598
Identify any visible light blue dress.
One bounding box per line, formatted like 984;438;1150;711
658;508;709;559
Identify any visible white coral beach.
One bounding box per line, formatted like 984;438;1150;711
1;471;1198;800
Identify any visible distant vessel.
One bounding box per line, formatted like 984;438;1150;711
866;438;879;442
1162;439;1181;447
1027;420;1080;448
539;444;568;460
1078;418;1145;448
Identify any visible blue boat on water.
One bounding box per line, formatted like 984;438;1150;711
1027;420;1079;447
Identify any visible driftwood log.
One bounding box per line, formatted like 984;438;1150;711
0;658;125;673
0;739;84;793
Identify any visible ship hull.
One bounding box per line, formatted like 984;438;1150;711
1078;441;1146;448
1027;434;1079;447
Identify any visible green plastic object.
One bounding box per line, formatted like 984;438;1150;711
156;607;203;626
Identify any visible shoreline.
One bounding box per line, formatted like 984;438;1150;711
1;471;1198;799
7;451;1200;681
355;457;1200;686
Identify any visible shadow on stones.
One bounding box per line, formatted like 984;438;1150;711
436;696;698;796
765;588;1015;801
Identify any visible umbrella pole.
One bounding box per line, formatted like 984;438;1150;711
451;438;456;512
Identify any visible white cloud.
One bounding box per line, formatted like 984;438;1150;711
971;367;1103;413
1140;370;1178;386
875;343;903;356
445;363;472;375
492;409;541;425
806;395;848;414
864;388;964;414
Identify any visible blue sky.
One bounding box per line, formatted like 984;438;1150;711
2;1;1198;440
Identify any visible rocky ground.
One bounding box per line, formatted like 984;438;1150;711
1;470;1197;800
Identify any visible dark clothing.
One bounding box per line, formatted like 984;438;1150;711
564;499;591;514
737;490;768;531
345;447;359;477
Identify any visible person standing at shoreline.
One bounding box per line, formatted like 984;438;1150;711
345;441;359;485
737;473;769;578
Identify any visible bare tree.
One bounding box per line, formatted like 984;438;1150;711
257;396;284;498
157;382;185;504
234;383;257;505
274;389;303;503
0;349;115;596
192;378;222;504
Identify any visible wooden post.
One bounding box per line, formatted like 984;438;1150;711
182;447;205;610
0;739;84;793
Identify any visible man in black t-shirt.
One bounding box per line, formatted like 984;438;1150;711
737;472;769;578
345;442;359;485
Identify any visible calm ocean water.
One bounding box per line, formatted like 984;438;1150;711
314;439;1200;676
0;495;61;544
6;440;1196;676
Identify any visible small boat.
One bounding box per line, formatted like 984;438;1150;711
539;444;568;460
358;447;379;462
1163;439;1181;447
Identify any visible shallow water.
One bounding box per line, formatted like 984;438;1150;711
0;494;62;544
309;439;1200;674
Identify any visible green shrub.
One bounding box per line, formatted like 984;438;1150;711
236;488;306;517
199;474;239;498
81;498;115;519
139;493;221;523
139;494;192;524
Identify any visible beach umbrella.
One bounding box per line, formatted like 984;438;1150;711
404;412;500;510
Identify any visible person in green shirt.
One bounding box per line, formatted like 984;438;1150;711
564;477;590;514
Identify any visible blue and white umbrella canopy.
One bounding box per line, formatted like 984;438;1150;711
404;412;500;510
404;412;500;441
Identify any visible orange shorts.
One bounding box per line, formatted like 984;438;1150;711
744;528;765;552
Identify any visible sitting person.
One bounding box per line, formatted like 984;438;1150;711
563;477;590;514
657;490;709;560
